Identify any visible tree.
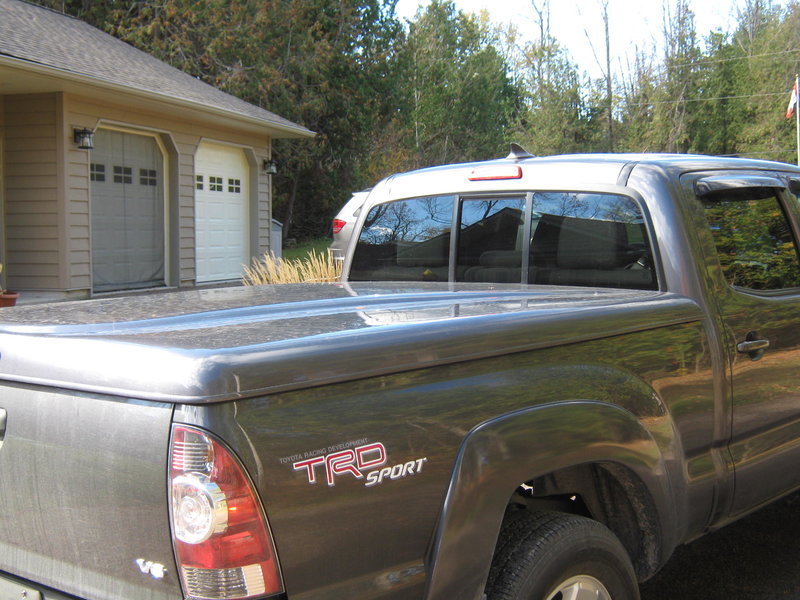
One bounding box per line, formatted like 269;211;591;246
390;0;519;169
506;0;599;156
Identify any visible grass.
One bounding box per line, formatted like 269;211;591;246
281;237;332;261
242;247;342;285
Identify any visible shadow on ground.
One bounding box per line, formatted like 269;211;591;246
640;492;800;599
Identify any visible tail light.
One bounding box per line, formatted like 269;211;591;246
332;218;347;235
169;425;283;599
468;165;522;181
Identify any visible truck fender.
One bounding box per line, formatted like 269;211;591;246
423;400;675;600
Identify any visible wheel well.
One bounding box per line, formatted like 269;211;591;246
506;462;663;581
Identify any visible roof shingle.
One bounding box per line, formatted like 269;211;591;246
0;0;313;137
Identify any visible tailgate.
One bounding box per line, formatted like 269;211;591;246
0;382;181;600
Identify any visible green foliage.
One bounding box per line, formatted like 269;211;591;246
390;1;518;169
617;0;800;159
508;28;598;155
281;238;332;261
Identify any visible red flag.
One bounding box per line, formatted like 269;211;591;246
787;81;798;119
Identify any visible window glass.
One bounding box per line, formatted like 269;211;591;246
457;197;526;283
209;176;223;192
228;178;241;193
90;163;105;182
196;175;204;190
349;196;454;282
113;165;132;184
528;192;656;290
139;168;157;186
702;193;800;290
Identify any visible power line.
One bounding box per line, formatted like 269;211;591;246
624;90;787;108
719;150;797;158
661;48;800;71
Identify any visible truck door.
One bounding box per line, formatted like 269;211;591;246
693;176;800;516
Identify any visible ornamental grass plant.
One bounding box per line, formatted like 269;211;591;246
242;250;342;285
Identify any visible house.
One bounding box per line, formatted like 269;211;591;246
0;0;313;299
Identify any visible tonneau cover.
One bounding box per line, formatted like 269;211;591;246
0;283;702;402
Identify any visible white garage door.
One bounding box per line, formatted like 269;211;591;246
91;129;165;292
195;142;250;283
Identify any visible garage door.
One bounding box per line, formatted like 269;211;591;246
195;142;250;282
91;129;165;292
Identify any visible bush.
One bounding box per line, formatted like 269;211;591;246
242;251;342;285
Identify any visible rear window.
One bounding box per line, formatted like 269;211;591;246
349;192;656;290
527;192;655;290
349;196;454;282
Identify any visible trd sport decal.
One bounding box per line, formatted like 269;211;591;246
291;442;428;487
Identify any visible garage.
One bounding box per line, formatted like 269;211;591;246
195;142;250;283
90;129;166;292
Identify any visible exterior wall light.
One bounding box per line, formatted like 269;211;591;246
73;128;94;150
262;159;278;175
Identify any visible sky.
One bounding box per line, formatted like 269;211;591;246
394;0;744;79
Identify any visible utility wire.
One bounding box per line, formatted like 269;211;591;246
719;149;797;157
624;91;787;108
661;48;800;70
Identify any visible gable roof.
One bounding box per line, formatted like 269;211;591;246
0;0;314;138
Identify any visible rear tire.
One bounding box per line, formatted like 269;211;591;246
485;511;640;600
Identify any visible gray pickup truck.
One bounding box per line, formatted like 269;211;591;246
2;152;800;600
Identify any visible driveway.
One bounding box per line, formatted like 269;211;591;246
640;492;800;599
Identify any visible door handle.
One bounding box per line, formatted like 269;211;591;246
737;332;769;360
736;339;770;352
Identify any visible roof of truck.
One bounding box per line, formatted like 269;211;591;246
368;152;800;207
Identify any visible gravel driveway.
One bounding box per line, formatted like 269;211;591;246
640;492;800;599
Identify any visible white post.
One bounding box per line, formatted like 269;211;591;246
796;74;799;166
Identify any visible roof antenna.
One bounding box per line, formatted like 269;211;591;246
506;143;535;160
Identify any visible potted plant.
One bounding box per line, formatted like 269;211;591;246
0;264;19;307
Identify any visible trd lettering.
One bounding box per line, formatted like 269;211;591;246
293;442;388;486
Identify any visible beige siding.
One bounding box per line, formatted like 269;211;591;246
174;135;200;285
257;169;272;255
0;99;4;291
0;92;274;294
254;139;273;256
3;94;61;290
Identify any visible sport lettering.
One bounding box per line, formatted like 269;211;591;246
292;442;426;488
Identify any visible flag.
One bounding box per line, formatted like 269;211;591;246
787;81;798;119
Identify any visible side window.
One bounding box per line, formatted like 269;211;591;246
349;196;454;282
457;197;526;283
528;192;656;290
702;192;800;290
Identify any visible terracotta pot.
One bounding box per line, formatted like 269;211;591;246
0;292;20;307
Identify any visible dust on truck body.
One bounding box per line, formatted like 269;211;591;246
2;153;800;600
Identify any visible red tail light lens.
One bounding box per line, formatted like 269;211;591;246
332;218;347;235
169;425;283;599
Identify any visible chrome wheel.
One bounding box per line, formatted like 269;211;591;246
547;575;613;600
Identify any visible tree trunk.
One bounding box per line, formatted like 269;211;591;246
284;173;299;237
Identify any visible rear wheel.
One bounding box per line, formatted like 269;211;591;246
485;511;640;600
